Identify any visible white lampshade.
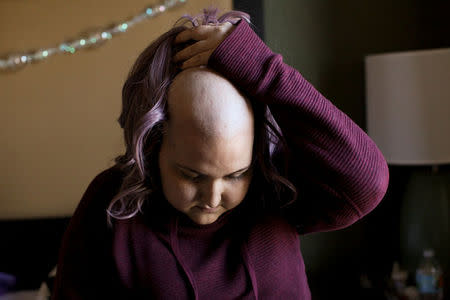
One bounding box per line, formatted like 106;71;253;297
365;48;450;165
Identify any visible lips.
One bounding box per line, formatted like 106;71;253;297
197;206;220;213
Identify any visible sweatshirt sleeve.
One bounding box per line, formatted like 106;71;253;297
207;20;390;235
51;167;126;299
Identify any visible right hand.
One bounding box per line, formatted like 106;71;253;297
172;21;238;70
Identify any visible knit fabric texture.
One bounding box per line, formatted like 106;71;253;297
51;19;389;300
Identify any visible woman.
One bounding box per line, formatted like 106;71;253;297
52;8;389;299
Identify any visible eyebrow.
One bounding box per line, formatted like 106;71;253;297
175;163;251;177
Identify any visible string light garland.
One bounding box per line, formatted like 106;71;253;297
0;0;187;72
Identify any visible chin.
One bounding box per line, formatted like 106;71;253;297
189;212;221;225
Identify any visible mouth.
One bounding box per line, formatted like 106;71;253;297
196;206;220;213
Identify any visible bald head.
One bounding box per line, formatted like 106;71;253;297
166;67;254;139
158;67;255;225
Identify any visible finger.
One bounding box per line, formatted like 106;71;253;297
173;40;212;63
180;49;214;70
173;25;217;44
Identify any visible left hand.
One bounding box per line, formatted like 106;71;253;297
172;22;237;70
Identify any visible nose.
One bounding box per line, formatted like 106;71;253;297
200;180;223;208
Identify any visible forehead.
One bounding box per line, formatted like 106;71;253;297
166;127;254;175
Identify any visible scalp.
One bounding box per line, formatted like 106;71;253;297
166;67;254;139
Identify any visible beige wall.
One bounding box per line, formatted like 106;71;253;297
0;0;232;219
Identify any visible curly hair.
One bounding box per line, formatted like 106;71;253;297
107;7;296;227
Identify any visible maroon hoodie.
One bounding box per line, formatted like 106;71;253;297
52;19;389;299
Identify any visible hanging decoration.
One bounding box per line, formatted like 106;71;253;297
0;0;187;72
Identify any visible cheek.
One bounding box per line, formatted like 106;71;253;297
161;172;197;208
159;153;196;209
224;177;252;206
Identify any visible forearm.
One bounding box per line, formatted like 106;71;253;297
208;20;389;233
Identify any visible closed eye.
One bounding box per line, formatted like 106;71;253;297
180;171;204;182
227;175;244;182
176;164;252;182
226;170;250;181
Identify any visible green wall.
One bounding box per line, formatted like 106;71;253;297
263;1;450;298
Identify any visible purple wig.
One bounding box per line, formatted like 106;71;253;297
107;8;296;227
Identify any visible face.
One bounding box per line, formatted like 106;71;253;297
158;68;254;225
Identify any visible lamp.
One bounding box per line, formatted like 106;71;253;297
365;48;450;291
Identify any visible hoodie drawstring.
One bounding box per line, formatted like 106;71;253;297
169;215;199;300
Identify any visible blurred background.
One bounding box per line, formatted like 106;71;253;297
1;0;449;299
